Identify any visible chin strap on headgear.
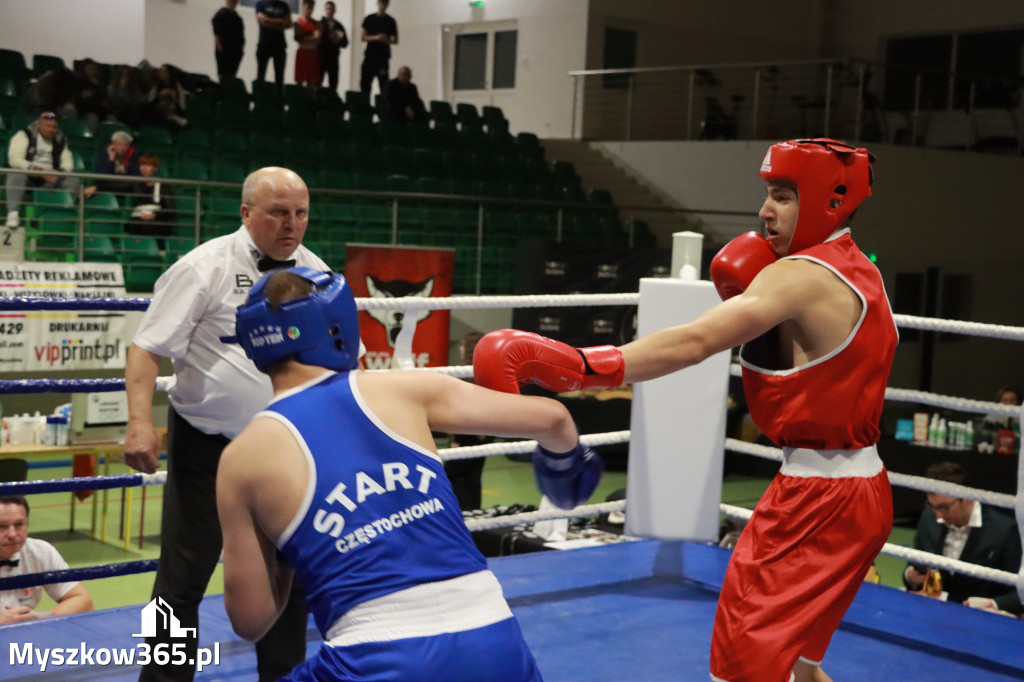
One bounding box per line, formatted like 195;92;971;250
222;267;361;373
759;138;875;253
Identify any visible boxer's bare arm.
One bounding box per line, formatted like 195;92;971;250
621;257;859;383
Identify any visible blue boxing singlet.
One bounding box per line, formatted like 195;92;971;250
263;371;542;682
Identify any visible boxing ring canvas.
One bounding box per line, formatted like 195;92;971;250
3;540;1021;681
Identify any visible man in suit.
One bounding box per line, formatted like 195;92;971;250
904;461;1022;615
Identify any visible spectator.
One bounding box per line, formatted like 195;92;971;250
75;58;110;128
445;330;490;511
27;67;80;120
124;154;175;244
318;0;348;92
903;461;1023;615
212;0;246;82
5;112;85;229
123;167;328;681
381;65;426;122
360;0;398;95
146;64;188;130
255;0;293;85
107;65;147;129
0;496;93;625
92;131;141;198
997;386;1021;407
293;0;321;88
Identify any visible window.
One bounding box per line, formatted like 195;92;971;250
453;29;518;91
454;33;487;91
493;30;518;89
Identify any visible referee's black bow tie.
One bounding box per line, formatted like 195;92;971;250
256;256;296;272
0;558;18;567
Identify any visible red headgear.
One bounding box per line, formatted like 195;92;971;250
759;138;875;253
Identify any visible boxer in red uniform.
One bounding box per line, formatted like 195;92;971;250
473;139;897;682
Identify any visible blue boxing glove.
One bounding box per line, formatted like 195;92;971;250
532;442;604;510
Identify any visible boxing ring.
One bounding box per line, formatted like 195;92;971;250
1;280;1023;680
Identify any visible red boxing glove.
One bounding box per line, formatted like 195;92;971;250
709;231;778;300
473;329;625;394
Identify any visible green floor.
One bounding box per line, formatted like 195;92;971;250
23;454;915;612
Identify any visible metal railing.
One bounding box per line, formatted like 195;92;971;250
569;58;1024;152
4;168;690;294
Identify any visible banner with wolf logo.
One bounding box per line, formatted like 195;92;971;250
345;245;454;369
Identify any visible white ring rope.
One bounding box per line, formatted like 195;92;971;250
893;313;1024;342
354;293;640;311
729;364;1021;419
439;431;631;461
719;504;1018;587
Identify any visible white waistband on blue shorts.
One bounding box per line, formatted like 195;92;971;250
780;445;883;478
325;570;513;647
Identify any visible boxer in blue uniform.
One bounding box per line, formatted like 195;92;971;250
216;267;602;681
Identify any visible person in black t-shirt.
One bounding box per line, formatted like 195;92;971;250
212;0;245;81
360;0;398;95
255;0;293;84
318;1;348;92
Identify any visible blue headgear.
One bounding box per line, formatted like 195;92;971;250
226;267;360;373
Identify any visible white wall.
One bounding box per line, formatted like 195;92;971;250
364;0;590;138
0;0;146;67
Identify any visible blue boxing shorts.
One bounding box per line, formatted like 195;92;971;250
283;616;543;681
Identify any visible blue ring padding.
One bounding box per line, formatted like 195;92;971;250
0;473;146;496
0;559;157;591
0;378;126;394
0;297;151;311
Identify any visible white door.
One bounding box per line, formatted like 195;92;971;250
441;20;519;121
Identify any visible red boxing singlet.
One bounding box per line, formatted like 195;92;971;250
740;230;898;449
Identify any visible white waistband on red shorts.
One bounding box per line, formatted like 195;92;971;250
325;570;513;647
780;445;883;478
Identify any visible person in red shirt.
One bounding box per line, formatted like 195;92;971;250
473;139;896;682
293;0;321;88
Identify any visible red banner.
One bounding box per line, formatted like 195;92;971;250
345;244;454;369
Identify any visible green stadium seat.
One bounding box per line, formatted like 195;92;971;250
175;158;210;181
210;159;247;184
251;80;284;107
137;125;176;157
216;99;251;130
219;76;249;102
165;236;197;261
83;235;119;262
177;129;213;160
429;100;456;126
0;49;30;82
31;54;64;78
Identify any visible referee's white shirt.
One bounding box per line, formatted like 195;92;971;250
133;226;328;439
0;538;79;610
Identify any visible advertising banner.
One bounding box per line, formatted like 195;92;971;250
0;262;132;372
344;244;454;369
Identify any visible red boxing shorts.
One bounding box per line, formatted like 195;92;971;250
710;467;892;682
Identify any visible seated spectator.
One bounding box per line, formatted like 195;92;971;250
92;131;141;198
107;65;147;129
145;64;187;130
27;67;80;121
903;461;1022;615
0;496;93;625
75;58;110;128
380;66;427;122
5;112;85;229
124;154;175;244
